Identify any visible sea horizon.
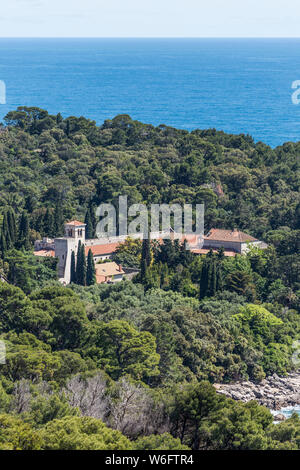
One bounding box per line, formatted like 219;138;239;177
2;36;300;39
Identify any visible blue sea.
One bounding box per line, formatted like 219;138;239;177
1;38;300;147
272;406;300;421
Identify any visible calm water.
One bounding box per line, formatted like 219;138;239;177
272;406;300;421
1;38;300;147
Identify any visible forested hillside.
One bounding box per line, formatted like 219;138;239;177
0;107;299;450
1;107;299;235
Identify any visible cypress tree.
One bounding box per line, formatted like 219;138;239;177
76;241;86;286
25;195;35;213
158;239;176;268
140;258;148;284
206;261;212;297
56;112;63;124
206;249;215;297
84;208;93;239
89;202;96;236
140;235;151;284
141;237;151;267
180;239;193;266
199;249;224;298
18;212;31;250
216;247;225;292
43;208;55;237
209;258;217;297
80;244;87;286
54;201;64;236
70;250;76;283
85;203;96;239
34;211;45;235
216;262;225;292
7;209;16;246
2;212;11;249
200;253;213;299
86;249;96;285
217;246;225;260
0;232;6;258
160;262;169;289
76;240;82;283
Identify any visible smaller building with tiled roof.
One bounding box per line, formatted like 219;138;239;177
205;228;257;243
203;228;267;254
95;261;124;284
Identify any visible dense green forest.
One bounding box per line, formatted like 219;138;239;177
0;107;299;450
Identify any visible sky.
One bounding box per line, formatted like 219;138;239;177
0;0;300;37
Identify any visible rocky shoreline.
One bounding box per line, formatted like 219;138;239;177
214;371;300;412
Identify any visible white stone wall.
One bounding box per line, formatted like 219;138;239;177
203;239;242;253
55;238;80;284
94;254;112;263
85;231;184;247
34;237;55;251
240;240;267;254
55;238;68;280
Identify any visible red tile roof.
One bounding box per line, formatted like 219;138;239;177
96;262;125;276
152;234;201;246
181;234;200;244
86;235;200;258
204;228;257;243
65;220;86;227
85;242;121;257
95;262;125;283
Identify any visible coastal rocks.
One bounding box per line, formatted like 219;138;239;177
274;414;286;422
215;371;300;410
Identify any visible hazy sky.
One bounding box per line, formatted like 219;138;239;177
1;0;300;37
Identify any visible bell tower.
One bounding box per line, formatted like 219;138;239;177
64;220;86;242
55;220;86;284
